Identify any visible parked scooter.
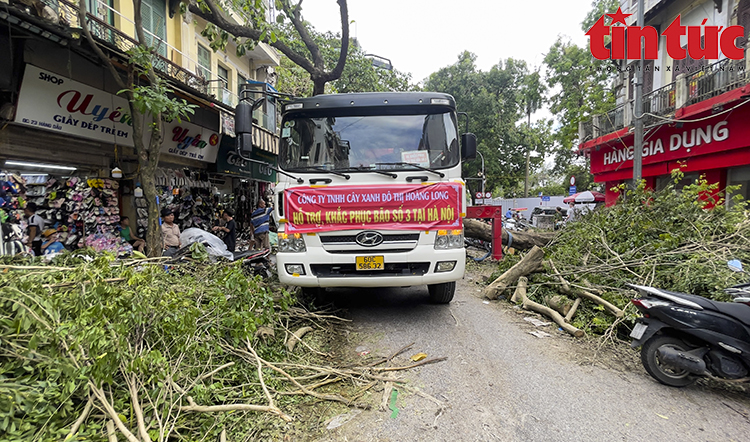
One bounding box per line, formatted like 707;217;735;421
629;260;750;387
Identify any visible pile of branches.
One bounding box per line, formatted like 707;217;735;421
483;173;750;337
0;249;445;441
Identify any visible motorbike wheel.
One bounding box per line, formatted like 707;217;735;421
640;335;698;387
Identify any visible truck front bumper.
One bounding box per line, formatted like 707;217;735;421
277;246;465;288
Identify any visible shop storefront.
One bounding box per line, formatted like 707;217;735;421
584;102;750;206
212;135;277;232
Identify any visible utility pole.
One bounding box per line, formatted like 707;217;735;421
633;0;645;183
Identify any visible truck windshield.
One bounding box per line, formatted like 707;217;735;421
278;112;459;172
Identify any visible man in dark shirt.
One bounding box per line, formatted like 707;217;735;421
213;208;237;252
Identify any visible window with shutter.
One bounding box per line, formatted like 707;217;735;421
141;0;167;57
739;0;750;53
197;44;211;81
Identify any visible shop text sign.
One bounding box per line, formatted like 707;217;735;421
15;65;134;145
590;109;750;174
160;121;220;163
587;8;745;60
284;183;463;234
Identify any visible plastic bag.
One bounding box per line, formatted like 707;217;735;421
180;228;233;260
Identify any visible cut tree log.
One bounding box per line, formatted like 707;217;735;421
484;246;544;300
548;295;574;316
510;276;528;304
463;219;555;251
522;297;584;338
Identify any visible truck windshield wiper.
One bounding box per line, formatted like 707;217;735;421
337;166;398;179
292;166;351;180
374;162;445;178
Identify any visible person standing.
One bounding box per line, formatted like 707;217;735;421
24;202;45;256
251;199;272;250
212;208;237;252
161;209;181;256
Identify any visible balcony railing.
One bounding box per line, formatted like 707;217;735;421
642;82;675;127
685;57;747;106
57;0;208;95
580;56;749;142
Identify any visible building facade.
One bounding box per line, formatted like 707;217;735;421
578;0;750;206
0;0;280;251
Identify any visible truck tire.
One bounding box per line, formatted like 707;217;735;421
428;282;455;304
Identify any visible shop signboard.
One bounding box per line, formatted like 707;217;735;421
214;136;277;182
15;64;134;146
16;64;221;163
159;119;221;163
283;182;463;234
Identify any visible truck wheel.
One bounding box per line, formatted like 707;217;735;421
428;282;455;304
301;287;327;304
640;335;698;387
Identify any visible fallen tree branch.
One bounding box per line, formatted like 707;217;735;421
65;395;93;441
371;357;448;372
368;342;415;367
521;297;584;338
485;246;544;300
549;261;623;318
286;326;313;352
564;297;582;322
510;277;528;304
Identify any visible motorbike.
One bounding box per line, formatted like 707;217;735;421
629;260;750;387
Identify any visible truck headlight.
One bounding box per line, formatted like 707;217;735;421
279;233;306;253
434;229;464;250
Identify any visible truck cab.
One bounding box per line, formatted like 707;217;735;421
273;92;476;303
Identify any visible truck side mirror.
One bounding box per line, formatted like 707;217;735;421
235;99;254;157
461;133;477;160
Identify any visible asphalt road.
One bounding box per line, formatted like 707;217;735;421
314;266;750;442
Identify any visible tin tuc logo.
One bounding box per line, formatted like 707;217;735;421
586;7;745;61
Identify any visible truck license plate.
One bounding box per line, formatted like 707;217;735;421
630;322;648;340
356;256;384;271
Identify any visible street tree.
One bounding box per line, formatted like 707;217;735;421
190;0;350;96
425;52;549;197
275;28;416;96
77;0;196;257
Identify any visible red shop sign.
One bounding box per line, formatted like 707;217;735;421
284;183;464;234
590;107;750;175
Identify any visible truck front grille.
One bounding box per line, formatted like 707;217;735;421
310;263;430;277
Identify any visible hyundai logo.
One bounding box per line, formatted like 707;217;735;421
356;231;383;247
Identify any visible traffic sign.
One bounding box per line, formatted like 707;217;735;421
484;192;492;198
475;192;482;198
569;185;577;195
542;196;551;202
570;176;576;186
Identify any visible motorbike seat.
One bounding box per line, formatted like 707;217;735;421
660;289;750;326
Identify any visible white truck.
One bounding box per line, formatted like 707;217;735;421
236;92;476;303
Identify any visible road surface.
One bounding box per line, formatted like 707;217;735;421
314;266;750;442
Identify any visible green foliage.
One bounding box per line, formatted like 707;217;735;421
424;52;553;196
121;46;197;127
0;252;294;441
536;171;750;334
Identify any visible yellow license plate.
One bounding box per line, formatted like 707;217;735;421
356;256;384;271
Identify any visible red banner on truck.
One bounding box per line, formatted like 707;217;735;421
284;183;464;233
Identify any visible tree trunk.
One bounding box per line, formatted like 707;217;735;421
463;218;555;251
484;245;544;300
